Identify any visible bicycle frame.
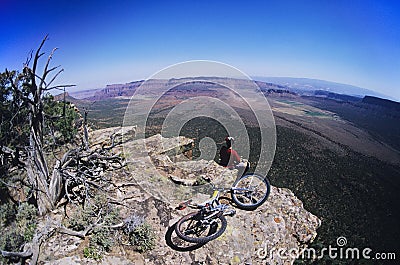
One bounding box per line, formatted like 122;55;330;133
179;188;235;218
178;171;266;214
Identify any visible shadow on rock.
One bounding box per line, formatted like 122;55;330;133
165;223;207;251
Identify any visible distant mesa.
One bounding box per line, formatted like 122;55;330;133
69;88;103;99
306;90;400;112
71;77;301;101
53;92;79;102
95;80;144;100
313;90;361;102
362;96;400;111
66;77;398;108
253;76;395;101
53;92;70;101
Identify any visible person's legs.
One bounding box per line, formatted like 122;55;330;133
235;161;249;180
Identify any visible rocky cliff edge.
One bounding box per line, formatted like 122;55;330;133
39;127;321;265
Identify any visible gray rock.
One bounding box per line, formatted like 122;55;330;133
38;128;321;265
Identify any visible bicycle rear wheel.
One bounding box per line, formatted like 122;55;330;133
175;211;227;244
231;174;270;210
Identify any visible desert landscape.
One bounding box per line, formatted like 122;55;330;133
67;77;400;261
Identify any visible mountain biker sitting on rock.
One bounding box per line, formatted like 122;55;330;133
219;136;240;168
219;136;249;177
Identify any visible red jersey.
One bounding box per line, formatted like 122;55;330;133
219;147;240;168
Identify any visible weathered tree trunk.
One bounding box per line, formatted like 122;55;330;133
49;161;63;204
27;112;54;215
23;35;68;216
83;109;89;150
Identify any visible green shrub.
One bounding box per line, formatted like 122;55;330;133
0;202;37;263
43;93;80;144
65;206;93;231
66;193;120;229
65;193;121;260
131;222;156;252
195;175;210;186
16;202;36;224
83;245;102;260
0;202;16;228
0;231;24;251
23;223;37;241
123;215;156;252
91;226;114;252
14;203;37;242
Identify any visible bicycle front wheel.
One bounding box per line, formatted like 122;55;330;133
231;174;270;210
175;212;227;244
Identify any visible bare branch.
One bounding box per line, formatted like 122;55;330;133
32;35;49;75
0;249;32;258
0;178;19;189
44;68;64;90
25;49;34;67
108;222;125;229
57;226;90;239
39;47;59;89
64;178;74;203
45;84;76;91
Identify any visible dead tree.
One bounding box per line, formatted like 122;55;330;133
25;36;72;214
4;35;74;214
1;36;126;264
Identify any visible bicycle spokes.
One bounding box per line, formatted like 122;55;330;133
232;174;270;210
183;218;209;237
175;211;227;244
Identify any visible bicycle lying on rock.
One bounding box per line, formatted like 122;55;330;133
175;173;271;244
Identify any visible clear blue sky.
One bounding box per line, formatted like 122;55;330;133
1;0;399;100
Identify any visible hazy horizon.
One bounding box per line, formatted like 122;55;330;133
1;1;399;100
